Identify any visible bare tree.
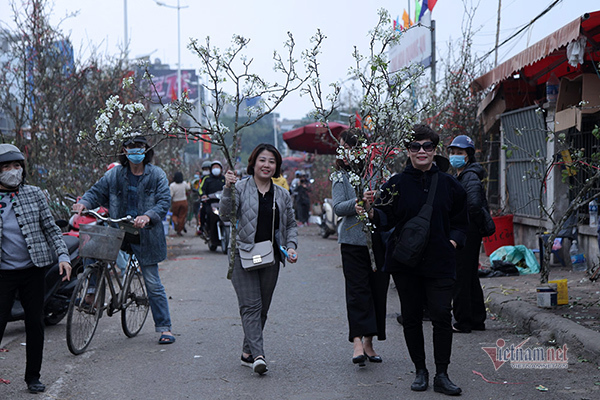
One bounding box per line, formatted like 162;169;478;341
0;0;131;217
81;31;324;277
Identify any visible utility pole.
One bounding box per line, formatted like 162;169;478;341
431;19;436;95
123;0;128;58
494;0;502;67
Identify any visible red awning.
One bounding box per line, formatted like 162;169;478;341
472;11;600;92
282;122;349;155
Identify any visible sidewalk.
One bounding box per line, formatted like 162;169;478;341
480;253;600;364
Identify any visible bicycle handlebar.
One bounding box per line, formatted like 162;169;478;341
80;209;134;224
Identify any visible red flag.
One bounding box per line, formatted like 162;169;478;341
428;0;437;12
355;111;362;128
201;134;211;154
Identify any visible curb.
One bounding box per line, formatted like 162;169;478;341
485;291;600;364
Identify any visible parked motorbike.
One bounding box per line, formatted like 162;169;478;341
320;198;340;238
199;191;230;254
9;225;82;326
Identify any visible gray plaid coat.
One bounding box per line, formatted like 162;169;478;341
0;185;69;267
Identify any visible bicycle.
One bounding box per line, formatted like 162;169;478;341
66;210;150;355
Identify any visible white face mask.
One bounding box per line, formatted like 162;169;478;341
211;168;221;176
0;168;23;188
202;170;210;176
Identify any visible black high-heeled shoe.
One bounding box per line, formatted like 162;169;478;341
364;352;382;363
352;354;367;366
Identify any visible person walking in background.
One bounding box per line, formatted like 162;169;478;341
271;169;289;191
332;130;389;367
360;125;469;396
170;171;190;236
448;135;495;333
220;143;298;376
72;135;175;345
295;178;311;225
0;144;72;393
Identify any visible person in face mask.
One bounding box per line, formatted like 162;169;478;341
72;135;175;345
198;160;226;237
199;161;225;201
0;144;72;393
448;135;495;334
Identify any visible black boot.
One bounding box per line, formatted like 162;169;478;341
433;372;462;396
411;369;429;391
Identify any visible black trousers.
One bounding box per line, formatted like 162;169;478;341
341;243;390;342
393;273;454;373
0;267;45;383
453;229;486;331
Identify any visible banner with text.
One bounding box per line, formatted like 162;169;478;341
389;13;432;73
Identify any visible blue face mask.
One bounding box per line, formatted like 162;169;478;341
126;148;145;164
449;154;467;169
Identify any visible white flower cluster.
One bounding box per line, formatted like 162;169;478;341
329;171;344;183
347;171;361;187
122;76;134;88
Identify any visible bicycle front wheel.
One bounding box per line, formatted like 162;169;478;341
66;265;105;355
121;263;149;338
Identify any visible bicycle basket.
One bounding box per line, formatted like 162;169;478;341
79;224;126;262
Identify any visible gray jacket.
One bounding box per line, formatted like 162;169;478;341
332;171;367;246
219;176;298;263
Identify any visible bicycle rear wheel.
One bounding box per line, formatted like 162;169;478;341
121;260;149;337
66;264;105;355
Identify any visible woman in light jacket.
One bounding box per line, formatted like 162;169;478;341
332;129;389;367
220;143;298;375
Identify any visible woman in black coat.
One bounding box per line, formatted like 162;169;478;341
448;135;495;333
360;125;468;396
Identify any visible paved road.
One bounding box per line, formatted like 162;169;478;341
1;225;599;399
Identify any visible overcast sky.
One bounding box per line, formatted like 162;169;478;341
1;0;598;120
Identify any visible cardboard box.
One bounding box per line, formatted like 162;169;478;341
536;287;557;308
549;279;569;305
554;73;600;131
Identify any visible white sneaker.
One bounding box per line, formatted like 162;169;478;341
252;357;268;375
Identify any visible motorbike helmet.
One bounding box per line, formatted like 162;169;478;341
201;160;212;169
448;135;475;150
448;135;476;164
0;144;25;163
211;160;223;168
0;144;27;182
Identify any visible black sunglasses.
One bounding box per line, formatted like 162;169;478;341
408;141;435;153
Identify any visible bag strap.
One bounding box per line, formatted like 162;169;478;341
425;173;438;206
271;189;276;242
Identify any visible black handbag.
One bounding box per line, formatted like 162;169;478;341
480;208;496;237
392;173;438;269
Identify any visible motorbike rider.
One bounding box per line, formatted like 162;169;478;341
195;160;212;230
0;144;72;394
199;160;225;239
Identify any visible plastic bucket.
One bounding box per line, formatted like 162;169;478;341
482;214;515;256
